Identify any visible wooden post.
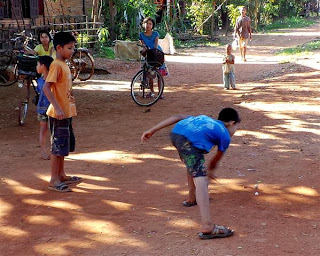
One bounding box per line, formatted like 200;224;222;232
82;0;86;16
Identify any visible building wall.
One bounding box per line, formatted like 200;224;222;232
44;0;92;18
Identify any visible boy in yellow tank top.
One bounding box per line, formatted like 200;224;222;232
43;32;82;192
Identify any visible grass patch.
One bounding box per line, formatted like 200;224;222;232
174;38;222;49
277;40;320;56
264;17;315;31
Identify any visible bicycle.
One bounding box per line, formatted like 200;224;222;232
130;46;165;106
16;54;39;126
0;31;37;87
69;47;94;81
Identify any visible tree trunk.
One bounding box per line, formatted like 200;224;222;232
253;0;259;31
108;0;116;41
210;1;214;38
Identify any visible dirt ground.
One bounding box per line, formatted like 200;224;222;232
1;21;320;256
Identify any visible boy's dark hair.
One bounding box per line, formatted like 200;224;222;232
38;55;54;71
142;17;155;29
53;32;76;50
37;29;52;43
218;108;241;123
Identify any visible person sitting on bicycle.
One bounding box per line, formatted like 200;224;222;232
139;17;168;98
26;30;56;59
139;17;162;55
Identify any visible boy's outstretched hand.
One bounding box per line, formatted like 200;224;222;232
141;115;188;143
141;129;153;142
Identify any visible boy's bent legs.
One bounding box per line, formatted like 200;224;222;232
186;172;196;203
193;176;214;232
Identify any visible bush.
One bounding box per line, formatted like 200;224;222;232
98;45;115;59
265;17;315;30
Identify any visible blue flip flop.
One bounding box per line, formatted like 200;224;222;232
199;225;234;239
63;176;83;185
48;182;71;193
182;200;197;207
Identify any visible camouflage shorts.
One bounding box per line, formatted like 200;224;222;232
170;133;207;178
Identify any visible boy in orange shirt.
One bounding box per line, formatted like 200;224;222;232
43;32;82;192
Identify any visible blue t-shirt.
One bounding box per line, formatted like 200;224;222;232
139;31;162;51
171;115;231;153
36;77;50;115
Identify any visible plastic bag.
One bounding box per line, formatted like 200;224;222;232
232;39;238;51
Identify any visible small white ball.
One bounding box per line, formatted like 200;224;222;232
255;192;259;196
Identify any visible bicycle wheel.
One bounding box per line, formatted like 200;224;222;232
0;55;17;86
18;78;31;126
131;69;164;107
71;50;94;81
68;60;78;80
0;69;17;86
18;102;28;126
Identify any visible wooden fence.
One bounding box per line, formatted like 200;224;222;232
0;15;103;54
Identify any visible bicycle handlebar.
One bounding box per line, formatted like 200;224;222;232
137;43;148;49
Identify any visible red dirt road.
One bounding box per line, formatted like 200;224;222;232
1;22;320;256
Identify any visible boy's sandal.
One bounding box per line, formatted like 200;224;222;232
199;225;234;239
182;200;197;207
63;176;83;185
48;182;71;193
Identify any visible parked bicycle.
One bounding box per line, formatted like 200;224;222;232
16;54;39;126
0;31;36;86
130;45;165;106
69;47;94;81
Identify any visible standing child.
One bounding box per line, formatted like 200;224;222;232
43;32;82;193
141;108;240;239
36;55;54;160
223;44;236;90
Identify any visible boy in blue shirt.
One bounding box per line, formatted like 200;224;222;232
36;55;54;160
141;108;240;239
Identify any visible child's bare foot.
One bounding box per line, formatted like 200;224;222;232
41;150;51;160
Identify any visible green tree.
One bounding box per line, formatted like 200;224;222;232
104;0;156;41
